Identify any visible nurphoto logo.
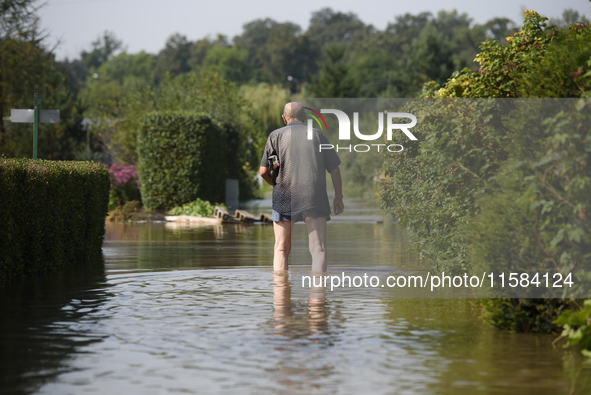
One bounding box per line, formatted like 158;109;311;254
305;108;418;153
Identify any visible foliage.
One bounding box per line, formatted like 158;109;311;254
0;0;41;137
240;82;291;164
167;198;225;218
310;44;359;98
554;300;591;357
104;162;141;210
234;18;320;86
379;99;508;273
480;298;572;333
379;12;591;283
378;10;591;332
70;7;521;98
307;8;371;46
68;7;567;168
1;0;87;160
434;10;591;99
137;111;246;211
80;31;124;71
347;10;516;98
202;45;250;84
59;30;125;92
108;200;142;222
154;33;193;79
86;70;253;164
469;100;591;297
0;158;109;283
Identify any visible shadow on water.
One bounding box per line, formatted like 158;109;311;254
0;255;110;395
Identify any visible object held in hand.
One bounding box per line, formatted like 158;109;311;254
268;154;280;185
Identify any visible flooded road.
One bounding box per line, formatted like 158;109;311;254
1;200;590;394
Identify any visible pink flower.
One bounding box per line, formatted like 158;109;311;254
106;163;140;187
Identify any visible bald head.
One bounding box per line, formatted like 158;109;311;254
283;102;306;122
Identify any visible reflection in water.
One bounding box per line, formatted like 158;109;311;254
272;273;328;337
0;255;109;395
272;272;292;331
269;273;337;392
308;277;328;334
1;200;591;394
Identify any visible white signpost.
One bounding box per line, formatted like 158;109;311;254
10;93;60;159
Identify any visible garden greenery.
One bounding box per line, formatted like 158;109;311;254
554;300;591;357
137;112;245;212
378;11;591;331
0;159;109;282
105;162;141;210
167;198;226;218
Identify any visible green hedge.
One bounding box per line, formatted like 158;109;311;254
137;111;241;211
0;159;110;283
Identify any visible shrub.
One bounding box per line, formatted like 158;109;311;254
0;159;110;283
468;100;591;298
379;11;591;278
137;111;242;212
378;99;510;274
167;198;225;218
108;200;142;222
104;162;141;210
554;300;591;357
481;298;572;333
435;11;591;99
378;11;591;332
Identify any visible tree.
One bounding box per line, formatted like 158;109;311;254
0;0;86;159
386;12;433;49
202;45;250;83
234;18;277;73
234;18;320;85
549;9;590;28
406;25;454;87
307;8;371;46
81;31;123;71
310;44;359;97
154;33;194;79
0;0;43;140
92;51;156;87
483;17;517;42
189;34;227;69
55;30;124;99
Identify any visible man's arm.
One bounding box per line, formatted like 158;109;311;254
259;166;274;186
330;167;344;215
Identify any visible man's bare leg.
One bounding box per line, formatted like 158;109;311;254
305;217;327;273
273;221;294;271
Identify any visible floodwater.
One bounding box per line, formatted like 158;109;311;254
1;200;590;395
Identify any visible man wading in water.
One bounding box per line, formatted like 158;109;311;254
259;102;344;272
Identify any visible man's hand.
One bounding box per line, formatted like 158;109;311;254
333;198;344;215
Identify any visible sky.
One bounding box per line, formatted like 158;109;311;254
38;0;591;60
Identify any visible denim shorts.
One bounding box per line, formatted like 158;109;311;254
272;210;292;222
272;209;330;223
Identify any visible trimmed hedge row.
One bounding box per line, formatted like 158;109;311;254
137;111;241;211
0;159;110;283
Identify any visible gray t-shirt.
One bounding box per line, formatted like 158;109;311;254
260;120;341;217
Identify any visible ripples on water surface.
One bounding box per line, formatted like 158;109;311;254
1;201;590;394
